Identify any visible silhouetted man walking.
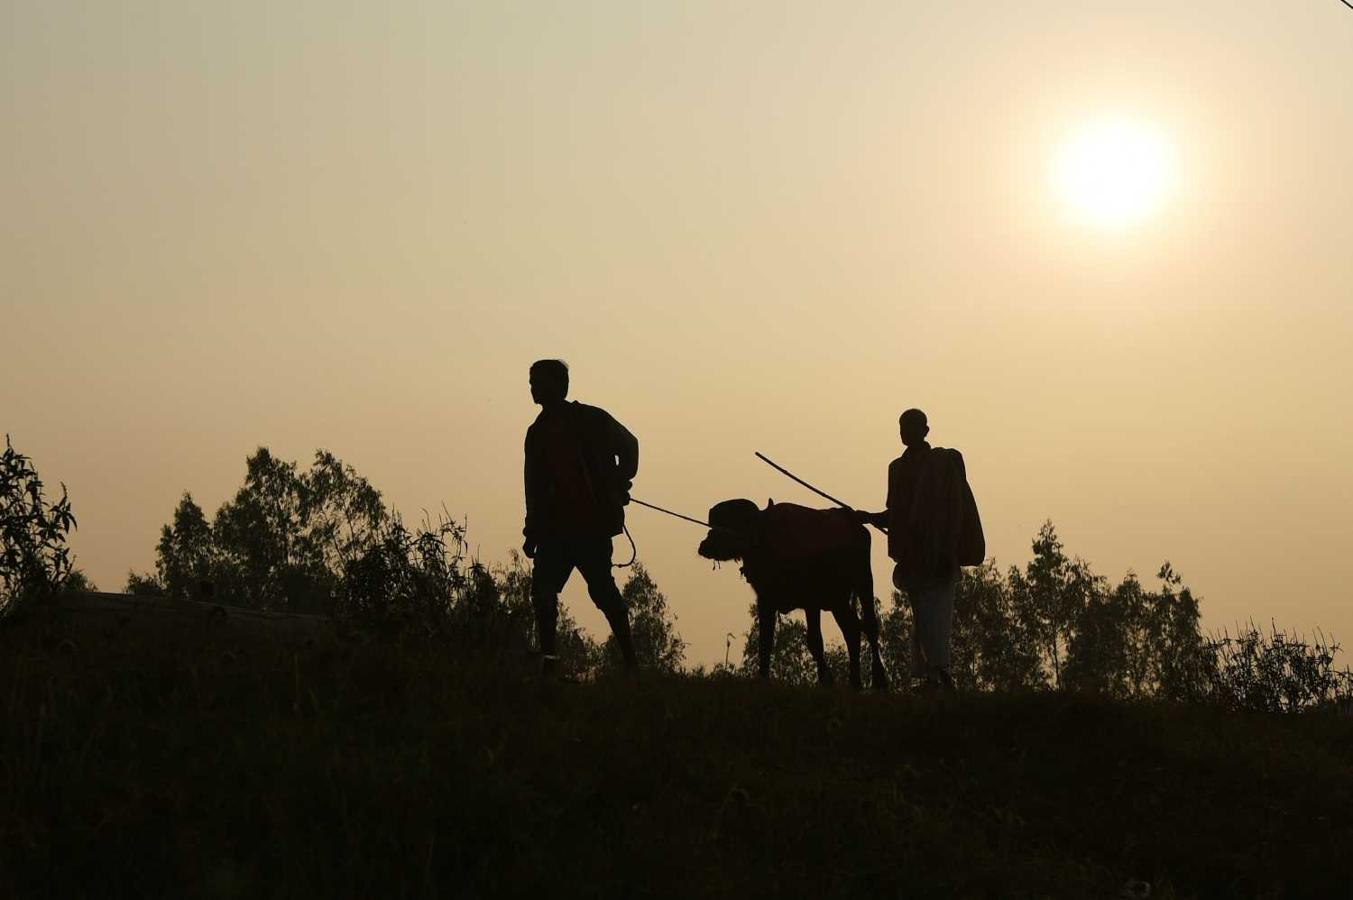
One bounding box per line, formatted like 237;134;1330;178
857;409;983;691
523;359;639;675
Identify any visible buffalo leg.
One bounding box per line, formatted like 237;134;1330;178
859;596;890;690
806;609;833;685
854;544;888;689
757;605;777;679
832;606;863;689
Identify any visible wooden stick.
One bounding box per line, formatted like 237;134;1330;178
754;451;888;534
754;452;854;509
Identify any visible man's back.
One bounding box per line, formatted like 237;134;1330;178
886;444;972;584
524;400;637;540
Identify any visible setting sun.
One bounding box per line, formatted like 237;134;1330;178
1052;117;1177;229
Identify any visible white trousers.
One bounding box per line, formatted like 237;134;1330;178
906;573;958;678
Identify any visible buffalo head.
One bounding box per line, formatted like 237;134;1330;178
697;498;762;562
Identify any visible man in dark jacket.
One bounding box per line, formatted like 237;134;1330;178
856;408;983;691
523;359;638;674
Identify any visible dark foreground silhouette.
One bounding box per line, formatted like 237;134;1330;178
3;604;1350;899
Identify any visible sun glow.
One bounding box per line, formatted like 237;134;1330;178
1052;117;1177;229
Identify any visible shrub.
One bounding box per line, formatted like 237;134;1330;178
1;436;77;617
332;514;468;638
124;571;164;596
331;519;612;679
1204;624;1353;713
63;569;98;592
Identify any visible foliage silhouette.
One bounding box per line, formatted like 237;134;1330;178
62;569;98;592
332;513;469;638
332;517;598;679
738;520;1351;709
130;445;1349;704
5;610;1351;898
135;446;682;679
153;493;216;599
595;563;686;674
124;570;164;596
1;436;77;618
1204;623;1353;712
133;447;388;612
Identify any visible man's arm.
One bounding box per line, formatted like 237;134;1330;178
849;509;889;527
609;414;639;501
522;430;539;556
851;458;897;528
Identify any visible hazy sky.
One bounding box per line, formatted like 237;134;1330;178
5;2;1351;663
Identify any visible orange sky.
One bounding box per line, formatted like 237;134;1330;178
5;2;1351;663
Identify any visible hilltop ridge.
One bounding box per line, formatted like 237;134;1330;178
4;603;1351;898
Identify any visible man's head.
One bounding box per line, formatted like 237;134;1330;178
529;359;569;405
899;408;929;447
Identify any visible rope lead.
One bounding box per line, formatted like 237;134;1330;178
614;524;637;569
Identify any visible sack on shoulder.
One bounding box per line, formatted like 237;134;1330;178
957;477;985;567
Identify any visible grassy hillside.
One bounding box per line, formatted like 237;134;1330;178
2;601;1350;899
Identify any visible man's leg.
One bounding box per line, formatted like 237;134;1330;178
898;566;929;681
909;573;958;689
576;536;637;669
530;541;573;674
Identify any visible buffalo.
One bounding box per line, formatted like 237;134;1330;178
698;499;887;689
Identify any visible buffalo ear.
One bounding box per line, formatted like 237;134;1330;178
766;497;775;508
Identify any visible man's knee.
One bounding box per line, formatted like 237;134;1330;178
585;577;626;618
576;542;624;615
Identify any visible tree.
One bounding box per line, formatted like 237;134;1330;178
296;450;387;573
879;563;1041;692
154;493;216;599
954;562;1043;692
1007;522;1101;689
152;447;390;612
733;520;1339;707
124;571;163;596
738;605;860;686
596;564;686;673
1150;564;1209;701
1;436;77;617
64;569;98;592
739;607;818;685
1062;563;1209;700
877;591;915;686
211;448;315;609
